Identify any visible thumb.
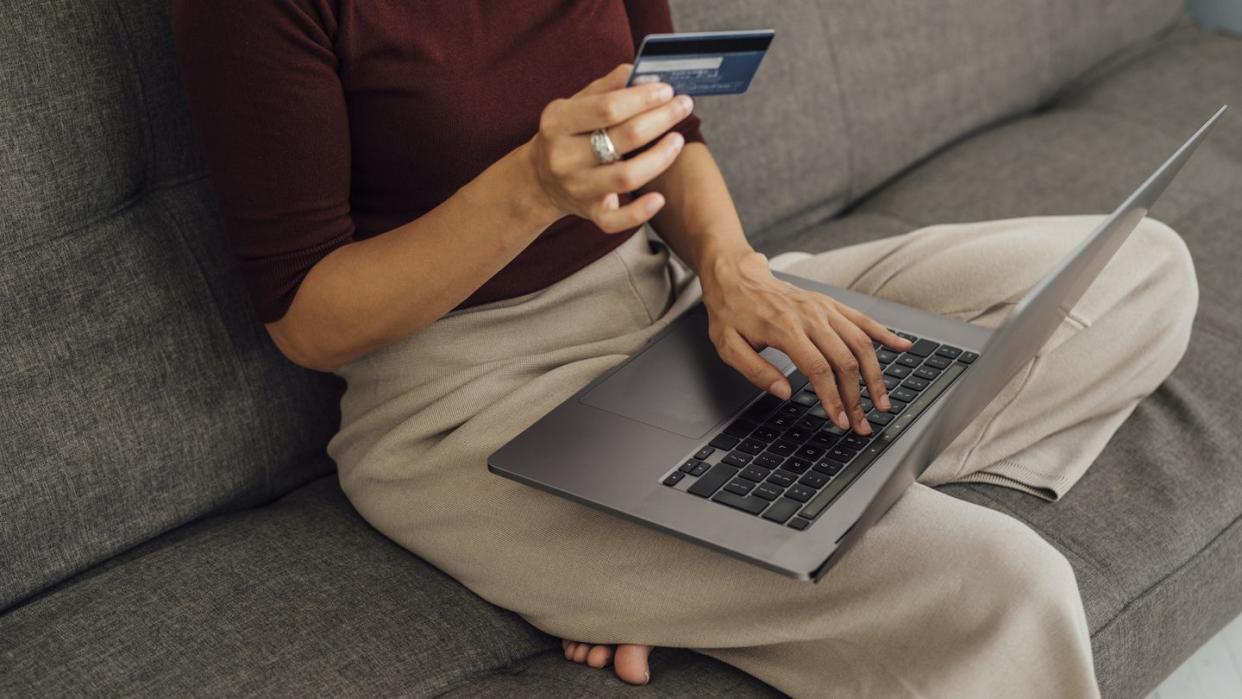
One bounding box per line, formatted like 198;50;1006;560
717;330;791;400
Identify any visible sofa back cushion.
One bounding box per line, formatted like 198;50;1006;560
0;0;341;610
670;0;1184;243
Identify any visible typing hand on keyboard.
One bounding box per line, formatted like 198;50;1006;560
699;252;912;435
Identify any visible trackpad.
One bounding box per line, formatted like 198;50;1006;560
580;312;782;439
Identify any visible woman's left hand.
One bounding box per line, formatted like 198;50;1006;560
700;250;913;436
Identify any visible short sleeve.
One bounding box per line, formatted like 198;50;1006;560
173;0;354;323
624;1;706;145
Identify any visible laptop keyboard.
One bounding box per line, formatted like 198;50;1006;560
661;330;979;530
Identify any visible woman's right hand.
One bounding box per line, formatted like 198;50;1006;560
526;64;694;232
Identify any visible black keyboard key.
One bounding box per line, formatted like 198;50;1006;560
766;470;796;488
712;490;768;515
689;460;711;476
901;376;930;391
754;483;783;501
799;472;829;489
785;370;809;392
876;349;899;364
809;431;840;449
723;451;752;468
693;446;715;460
786;484;817;502
828;447;857;462
896;354;922;368
896;331;918;341
737;438;768;455
860;398;873;413
791;390;819;407
814;459;846;477
765;414;797;430
958;351;979;364
841;434;870;450
935;345;962;360
907;339;940;357
914;366;941;381
761;497;802;524
782;427;813;444
753;426;781;442
782;457;812;474
867;411;894;426
781;404;807;419
883;376;900;390
709;433;740;451
891;387;918;403
799;443;887;520
769;440;797;457
888;399;908;414
739;466;768;482
787;517;812;530
723;419;757;438
924;355;951;370
679;459;703;473
796;444;825;461
662;471;684;486
798;414;827;431
725;478;755;495
741;394;783;422
754;452;784;470
688;463;737;497
883;365;911;379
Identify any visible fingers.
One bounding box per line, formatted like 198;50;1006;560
781;332;852;431
580;131;684;195
552;81;675;134
805;325;872;434
590;191;665;233
839;304;911;352
605;94;694;155
714;328;792;399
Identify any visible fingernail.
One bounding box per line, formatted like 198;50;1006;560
653;83;673;101
768;380;791;400
676;94;693;112
836;410;849;427
643;670;651;685
646;195;664;213
670;132;685;150
878;395;891;411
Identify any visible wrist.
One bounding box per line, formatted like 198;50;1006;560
699;242;768;299
507;140;563;229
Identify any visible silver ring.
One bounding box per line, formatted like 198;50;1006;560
589;129;620;165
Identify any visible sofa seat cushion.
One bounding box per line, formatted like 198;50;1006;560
0;476;772;697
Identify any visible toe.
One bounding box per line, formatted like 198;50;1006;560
614;644;653;685
572;643;591;663
563;641;575;660
586;644;614;669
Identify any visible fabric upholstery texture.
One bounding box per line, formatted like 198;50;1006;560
1;0;1239;697
0;1;342;610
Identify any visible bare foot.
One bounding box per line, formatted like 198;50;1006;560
561;639;653;685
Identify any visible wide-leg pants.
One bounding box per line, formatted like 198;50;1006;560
328;216;1198;698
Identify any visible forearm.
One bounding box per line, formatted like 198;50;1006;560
268;143;558;371
641;142;762;285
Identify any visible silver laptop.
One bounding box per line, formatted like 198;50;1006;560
490;107;1226;582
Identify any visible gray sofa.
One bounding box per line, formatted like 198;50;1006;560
2;1;1239;696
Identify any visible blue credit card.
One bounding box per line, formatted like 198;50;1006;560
627;30;775;96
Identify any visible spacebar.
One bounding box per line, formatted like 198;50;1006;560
798;362;966;521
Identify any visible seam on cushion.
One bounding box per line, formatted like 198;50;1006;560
943;484;1126;617
2;172;210;257
1089;501;1242;642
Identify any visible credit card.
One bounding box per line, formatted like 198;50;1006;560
627;30;775;96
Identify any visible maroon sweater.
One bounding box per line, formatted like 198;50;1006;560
173;1;704;323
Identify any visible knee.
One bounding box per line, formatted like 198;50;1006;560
965;516;1084;627
1129;217;1199;326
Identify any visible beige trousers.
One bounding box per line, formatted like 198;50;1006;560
329;217;1197;698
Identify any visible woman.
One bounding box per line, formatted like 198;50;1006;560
173;2;1197;695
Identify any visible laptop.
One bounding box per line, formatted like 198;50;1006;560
490;106;1226;582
